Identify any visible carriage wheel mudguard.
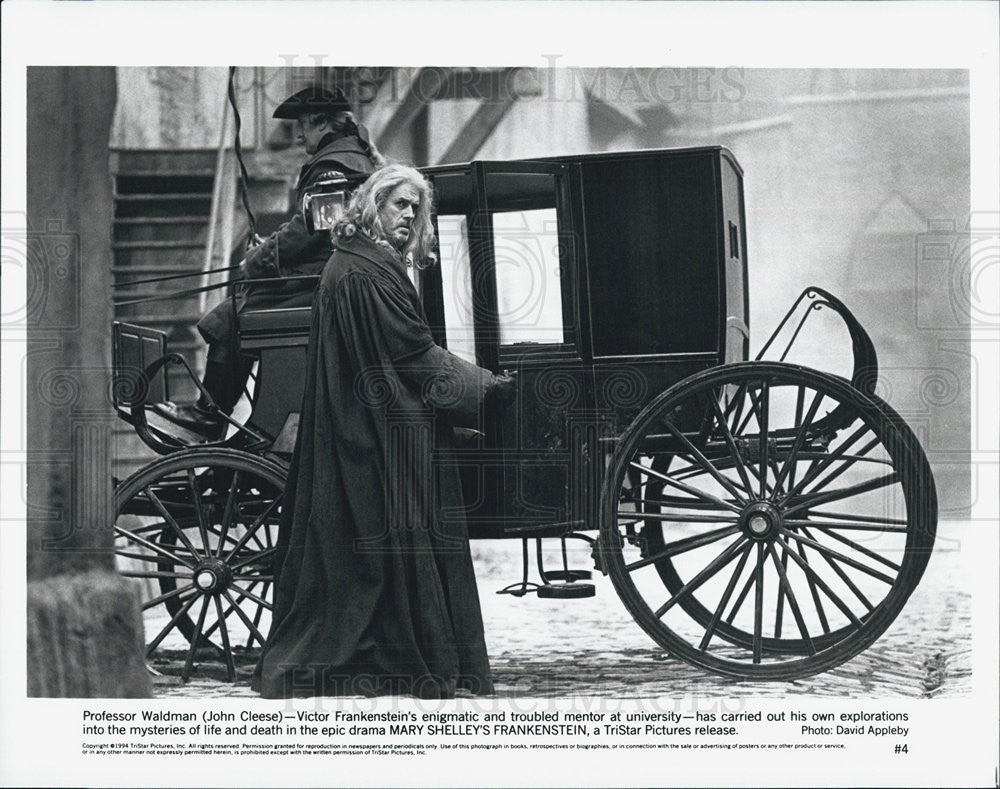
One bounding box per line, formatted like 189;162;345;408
758;286;879;440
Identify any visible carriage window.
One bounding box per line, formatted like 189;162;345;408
436;214;477;364
493;208;565;345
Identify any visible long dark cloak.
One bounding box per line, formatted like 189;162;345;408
253;232;495;699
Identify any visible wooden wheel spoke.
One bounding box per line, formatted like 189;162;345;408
626;525;741;571
725;568;756;625
669;460;753;497
779;528;896;584
734;384;761;437
201;522;246;547
123;519;172;536
222;588;268;647
182;596;212;681
652;537;748;617
115;525;193;569
236;523;268;552
766;542;815;655
784;472;900;516
143;485;205;560
246;581;271;649
811;525;901;572
777;536;864;628
773;547;789;638
709;396;757;498
799;526;876;611
186;470;212;552
722;381;749;431
629;462;742;514
796;452;893;467
784;423;870;501
123;569;192;581
798;437;882;499
212;595;237;682
771;388;825;498
146;591;200;655
796;542;831;633
215;470;242;558
630;495;738;512
789;386;805;491
200;590;246;638
755;382;770;499
733;385;779;499
224;496;282;561
227;581;273;611
229;545;278;572
142;583;197;611
752;543;765;663
804;509;907;526
785;519;908;533
620;510;739;524
660;417;748;503
698;543;753;650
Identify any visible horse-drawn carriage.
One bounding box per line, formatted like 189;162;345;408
112;146;936;683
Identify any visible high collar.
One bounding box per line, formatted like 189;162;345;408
305;133;372;169
298;132;375;187
336;231;408;279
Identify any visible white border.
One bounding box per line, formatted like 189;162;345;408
2;2;998;787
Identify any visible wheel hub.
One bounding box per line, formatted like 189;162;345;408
191;557;233;593
739;501;783;541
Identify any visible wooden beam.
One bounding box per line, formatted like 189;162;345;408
436;94;519;164
377;67;451;153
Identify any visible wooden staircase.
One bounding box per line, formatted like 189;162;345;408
110;150;219;479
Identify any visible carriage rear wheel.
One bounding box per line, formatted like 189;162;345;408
600;362;936;680
114;449;286;682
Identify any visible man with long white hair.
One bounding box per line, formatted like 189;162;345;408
254;164;515;699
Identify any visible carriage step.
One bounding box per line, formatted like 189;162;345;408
543;569;592;582
537;583;596;599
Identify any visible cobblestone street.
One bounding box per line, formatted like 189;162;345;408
151;521;972;700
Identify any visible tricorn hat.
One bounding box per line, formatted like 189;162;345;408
273;86;351;119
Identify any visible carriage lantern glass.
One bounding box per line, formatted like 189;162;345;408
302;176;349;234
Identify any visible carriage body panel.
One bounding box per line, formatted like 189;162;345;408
418;146;749;538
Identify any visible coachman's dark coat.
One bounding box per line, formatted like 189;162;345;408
197;134;377;359
253;232;496;699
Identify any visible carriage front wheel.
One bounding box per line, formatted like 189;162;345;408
600;362;936;680
114;448;286;682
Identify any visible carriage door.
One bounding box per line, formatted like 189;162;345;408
474;161;589;536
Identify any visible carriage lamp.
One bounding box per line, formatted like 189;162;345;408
302;176;350;234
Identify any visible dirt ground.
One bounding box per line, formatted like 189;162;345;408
149;520;972;700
